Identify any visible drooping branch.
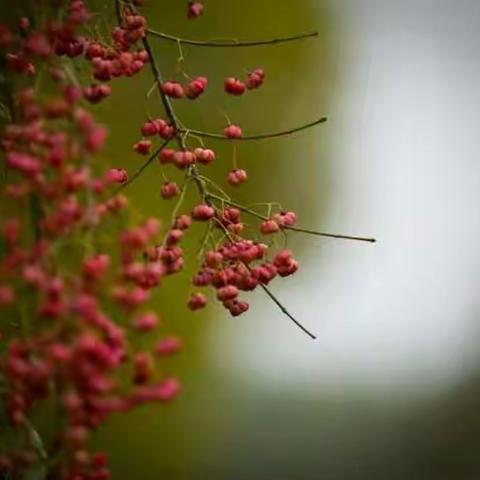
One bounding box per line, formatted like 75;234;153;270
147;29;319;48
179;117;328;142
206;193;376;243
259;284;317;339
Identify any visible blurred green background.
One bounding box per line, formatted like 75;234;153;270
3;0;480;479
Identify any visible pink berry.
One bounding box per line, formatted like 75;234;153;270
185;76;207;99
161;81;184;99
224;77;246;96
260;219;280;234
217;285;239;301
224;124;242;139
194;148;215;165
160;182;180;199
227;169;248;186
155;336;183;356
173;214;192;230
188;1;204;18
133;139;152;155
159;148;175;164
188;292;207;311
246;68;265;90
105;168;128;184
192;204;215;221
132;312;158;331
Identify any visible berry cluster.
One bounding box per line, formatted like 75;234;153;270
224;69;265;95
0;1;187;478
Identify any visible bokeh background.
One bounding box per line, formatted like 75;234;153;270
3;0;480;478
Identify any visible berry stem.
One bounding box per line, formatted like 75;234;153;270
179;117;328;141
147;29;319;48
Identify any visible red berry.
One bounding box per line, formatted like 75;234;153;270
246;68;265;90
260;219;280;234
217;285;239;301
188;292;207;311
192;204;215;221
227;169;248;186
105;168;128;184
188;1;204;18
224;77;246;96
173;214;192;230
224;124;242;139
159;148;175;164
194;147;215;165
161;81;184;99
185;76;208;99
160;182;180;199
155;336;183;356
133;139;152;155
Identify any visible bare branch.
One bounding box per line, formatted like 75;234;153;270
179;117;328;142
259;284;317;339
112;140;170;196
206;193;376;243
147;29;319;48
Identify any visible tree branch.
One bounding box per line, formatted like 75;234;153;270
179;117;328;142
206;193;376;243
112;140;170;196
259;284;317;339
147;29;319;48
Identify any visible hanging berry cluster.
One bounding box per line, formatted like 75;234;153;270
0;0;374;478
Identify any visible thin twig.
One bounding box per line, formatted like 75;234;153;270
112;140;170;196
206;193;376;243
259;284;317;339
147;29;319;48
179;117;328;142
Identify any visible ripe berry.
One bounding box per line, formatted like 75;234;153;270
161;81;184;99
224;77;246;96
155;336;183;356
173;214;192;230
225;299;249;317
192;204;215;221
260;219;280;234
83;84;111;103
273;211;297;227
194;147;215;165
172;150;195;169
159;148;175;164
133;312;159;332
188;292;207;311
188;1;204;19
185;76;207;99
133;139;152;155
105;168;128;184
227;169;248;186
217;285;239;301
246;68;265;90
160;182;180;199
141;120;159;137
224;124;242;139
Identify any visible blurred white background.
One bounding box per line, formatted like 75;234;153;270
208;0;480;394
